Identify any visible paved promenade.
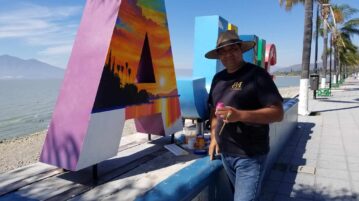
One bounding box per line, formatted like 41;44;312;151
261;77;359;201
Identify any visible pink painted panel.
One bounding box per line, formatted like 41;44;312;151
40;0;121;170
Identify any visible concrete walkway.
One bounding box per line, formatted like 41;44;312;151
261;77;359;201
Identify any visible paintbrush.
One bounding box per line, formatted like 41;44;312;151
216;102;231;136
218;112;231;136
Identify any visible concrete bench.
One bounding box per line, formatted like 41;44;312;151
137;98;299;201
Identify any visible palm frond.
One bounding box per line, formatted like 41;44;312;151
318;0;330;4
341;27;359;36
279;0;305;11
343;18;359;27
332;4;358;22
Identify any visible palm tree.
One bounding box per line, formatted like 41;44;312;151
337;36;359;78
128;68;131;83
279;0;313;115
320;1;330;88
279;0;304;10
121;65;125;83
331;4;359;81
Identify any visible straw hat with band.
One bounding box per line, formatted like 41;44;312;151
205;30;256;59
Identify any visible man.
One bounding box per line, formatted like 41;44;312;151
206;30;284;201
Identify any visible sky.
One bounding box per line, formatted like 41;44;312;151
0;0;358;69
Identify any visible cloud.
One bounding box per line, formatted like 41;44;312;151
0;3;82;38
0;3;81;20
0;3;82;61
38;45;73;55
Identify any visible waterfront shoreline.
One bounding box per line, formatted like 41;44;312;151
0;87;299;173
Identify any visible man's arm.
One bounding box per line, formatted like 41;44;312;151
216;102;284;125
210;109;217;136
208;108;220;160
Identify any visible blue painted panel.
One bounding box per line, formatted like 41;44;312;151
193;15;228;89
239;35;258;64
177;77;209;119
135;157;223;201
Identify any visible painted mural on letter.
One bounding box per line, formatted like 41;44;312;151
40;0;182;171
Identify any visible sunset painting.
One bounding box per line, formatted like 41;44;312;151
93;0;182;134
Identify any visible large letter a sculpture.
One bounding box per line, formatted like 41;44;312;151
40;0;182;171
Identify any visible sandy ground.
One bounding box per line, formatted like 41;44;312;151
0;119;137;174
0;87;299;174
278;86;299;98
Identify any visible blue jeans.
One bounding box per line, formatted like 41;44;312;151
221;153;267;201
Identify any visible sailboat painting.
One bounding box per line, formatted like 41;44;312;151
40;0;182;171
94;0;182;134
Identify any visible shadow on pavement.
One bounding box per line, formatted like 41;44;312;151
315;105;359;113
319;99;359;104
260;122;358;200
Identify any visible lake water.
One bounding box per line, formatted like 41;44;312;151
0;75;300;140
0;79;62;140
273;76;300;88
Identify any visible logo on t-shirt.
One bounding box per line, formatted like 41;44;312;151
231;82;243;90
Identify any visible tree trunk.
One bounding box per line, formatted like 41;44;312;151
301;1;313;79
336;48;339;83
321;15;328;88
344;65;347;79
299;0;313;116
339;59;342;82
333;45;337;84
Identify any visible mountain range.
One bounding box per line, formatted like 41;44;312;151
0;54;325;79
271;63;323;73
0;55;65;79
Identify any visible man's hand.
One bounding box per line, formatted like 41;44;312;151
208;139;220;160
215;106;238;123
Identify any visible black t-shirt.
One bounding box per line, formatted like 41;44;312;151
208;62;283;157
